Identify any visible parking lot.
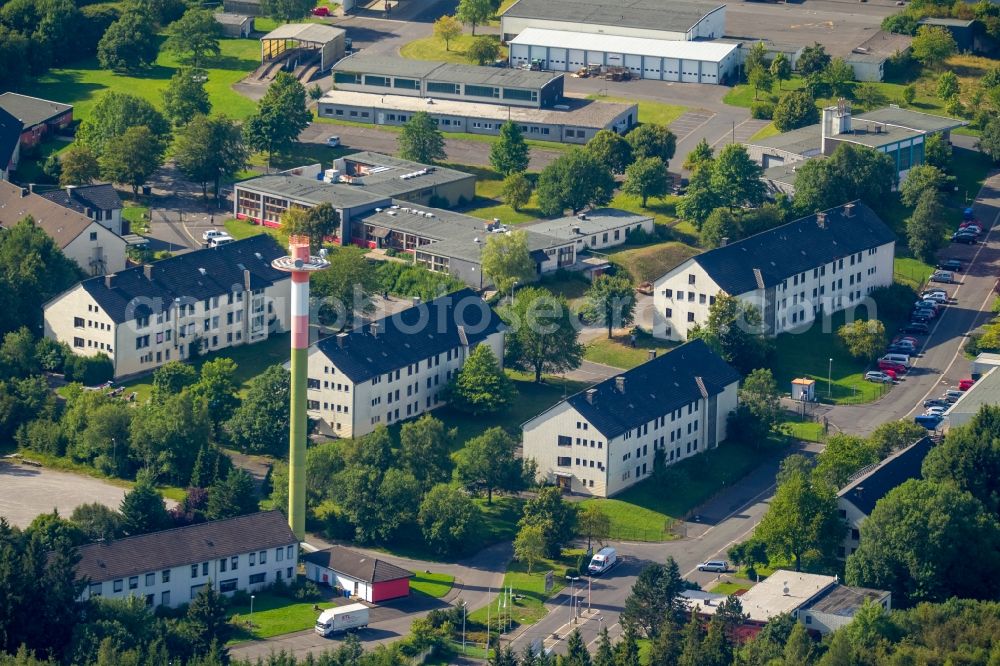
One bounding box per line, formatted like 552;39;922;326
0;461;129;528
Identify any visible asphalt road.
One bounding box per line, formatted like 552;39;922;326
826;171;1000;435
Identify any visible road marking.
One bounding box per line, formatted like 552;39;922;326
905;203;1000;418
586;622;620;649
710;118;756;148
672;113;717;144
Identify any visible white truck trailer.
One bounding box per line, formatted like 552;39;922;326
315;603;370;636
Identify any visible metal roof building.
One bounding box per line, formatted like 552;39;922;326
500;0;726;42
260;23;346;72
508;28;739;84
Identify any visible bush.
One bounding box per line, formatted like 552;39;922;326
230;589;252;607
565;567;579;578
750;101;775;120
63;353;113;386
16;419;67;457
294;580;322;602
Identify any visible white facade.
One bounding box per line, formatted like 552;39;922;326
307;330;506;439
653;243;895;341
508;28;738;84
522;381;737;497
81;544;299;609
44;276;291;379
64;220;128;275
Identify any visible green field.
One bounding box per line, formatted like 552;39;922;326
410;572;456;598
585;95;688;127
228;593;336;642
17;38;261;123
121;332;291;403
400;34;506;65
583;335;678;370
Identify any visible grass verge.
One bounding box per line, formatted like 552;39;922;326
583;334;678;370
467;550;579;629
227;593;335;642
585;94;687;126
411;572;456;598
778;416;826;443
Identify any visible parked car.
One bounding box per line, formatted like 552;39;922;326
878;359;907;375
203;229;226;242
925;406;946;416
914;300;941;312
893;335;919;345
208;234;234;247
924;398;949;409
312;6;331;16
937;259;962;272
866;371;894;383
697;560;728;573
944;389;964;402
930;271;955;284
903;321;930;334
913;307;937;319
326;135;341;147
964;207;976;221
952;232;978;244
881;353;911;367
915;414;942;429
911;312;933;324
922;292;949;304
959;378;975;390
887;344;916;355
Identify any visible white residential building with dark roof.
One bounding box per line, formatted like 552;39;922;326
42;235;291;379
76;511;298;609
307;290;505;438
652;201;896;341
522;339;740;497
39;184;125;236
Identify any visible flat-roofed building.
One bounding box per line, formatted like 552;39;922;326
331;56;565;109
317;91;636;144
500;0;725;43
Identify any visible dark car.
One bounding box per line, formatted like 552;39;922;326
888;345;916;355
924;398;949;409
952;232;978;244
904;321;930;334
937;259;962;272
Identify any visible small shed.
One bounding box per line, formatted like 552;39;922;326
215;13;255;38
303;546;414;603
791;378;816;402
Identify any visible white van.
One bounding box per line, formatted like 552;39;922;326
880;353;911;367
209;234;234;247
588;547;617;575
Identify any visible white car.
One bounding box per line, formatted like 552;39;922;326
697;560;728;573
208;233;234;247
924;406;946;416
865;371;893;383
203;229;227;241
922;292;948;304
326;135;341;147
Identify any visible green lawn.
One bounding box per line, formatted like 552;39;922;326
894;256;934;291
778;416;826;443
585;94;687;127
225;217;284;241
122;205;150;234
709;582;751;595
400;34;506;65
228;593;336;642
580;436;789;540
467;551;579;629
16;37;261;123
537;271;591;308
453;164;542;224
583;334;678;370
121;333;291;403
772;310;894;405
607;241;700;283
748;123;780;142
410;572;456;598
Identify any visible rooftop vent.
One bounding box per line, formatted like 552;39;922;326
816;212;827;229
254;252;263;260
336;332;348;348
144;264;154;281
104;273;116;289
648;350;657;360
198;267;207;275
370;321;379;336
577;213;587;221
585;388;597;404
843;203;855;217
615;376;626;393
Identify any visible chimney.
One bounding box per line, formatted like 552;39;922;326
585;388;597;404
20;187;28;198
648;349;657;361
65;184;76;198
572;226;581;234
816;212;827;229
843;203;855;217
370;321;379;336
336;332;348;348
144;264;154;281
243;269;251;292
855;485;864;498
615;376;626;393
104;273;116;289
27;183;35;194
412;296;421;306
720;237;728;247
577;213;587;221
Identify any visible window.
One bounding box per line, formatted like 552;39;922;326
231;556;239;570
557;456;571;467
688;274;696;285
90;231;98;241
287;545;294;559
219;579;238;593
427;81;459;94
249;552;256;566
334;72;359;84
73;337;84;348
249;573;266;584
363;74;390;86
277;547;284;562
219;558;227;573
113;579;124;593
191;564;199;577
558;435;572;447
393;78;419;89
74;316;84;328
161;570;170;583
502;88;538;102
687;312;695;322
89;582;103;597
202;562;209;576
146;573;155;586
465;84;499;98
161;591;170;606
129;576;138;590
259;550;267;564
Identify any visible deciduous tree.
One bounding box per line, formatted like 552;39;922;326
502;172;532;211
625;124;676;164
282;202;340;250
99;126;165;195
78;91;171;156
97;10;158;72
501;287;584;382
586;129;633;175
622;156;670;207
924;132;952;169
838;319;886;362
398;111;447;164
400;415;454;491
794;143;896;214
481;229;535;294
119;471;171;536
922;404;1000;514
825;57;855;98
433;14;462;50
243;72;312;169
906;189;948;263
162;8;222;67
677;164;720;228
577;504;611;551
701;208;740;248
536;148;615;216
710;143;765;210
58;144;100;186
936;70;959;100
162;68;212;127
467;35;501;65
773;90;820;132
900;164;949;207
260;0;313;21
130;391;210;484
912;25;956;68
813;433;880;488
70;503;122;542
446;343;515;415
519;486;577;557
748;64;773;100
490;120;530;176
770;52;791;90
513;523;546;573
797;43;831;76
583;273;636;338
418;483;482;556
689;293;772;375
739;368;781;435
456;0;492;35
456;427;522;503
683;138;714;172
225;365;290;456
312;246;379;328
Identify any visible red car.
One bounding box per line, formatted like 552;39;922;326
959;378;975;391
312;6;331;15
878;360;907;375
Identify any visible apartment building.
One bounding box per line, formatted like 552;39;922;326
521;339;740;497
39;184;126;236
307;289;505;438
652;201;895;341
76;512;298;609
838;436;933;558
43;235;290;379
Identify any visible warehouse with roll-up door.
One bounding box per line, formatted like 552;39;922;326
509;29;739;84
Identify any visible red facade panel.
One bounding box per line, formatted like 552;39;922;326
370;577;410;603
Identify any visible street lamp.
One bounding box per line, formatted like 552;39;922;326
828;358;833;398
510;280;519;304
249;594;255;630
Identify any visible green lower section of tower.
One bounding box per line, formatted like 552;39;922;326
288;345;308;541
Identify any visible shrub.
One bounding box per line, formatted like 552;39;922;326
565;566;579;578
63;353;113;386
230;589;251;607
16;419;67;457
294;580;322;601
750;101;774;120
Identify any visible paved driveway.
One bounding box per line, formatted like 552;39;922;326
0;461;128;528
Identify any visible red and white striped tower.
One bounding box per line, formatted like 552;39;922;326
272;235;329;540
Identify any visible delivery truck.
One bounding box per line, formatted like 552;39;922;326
587;547;618;575
315;603;370;636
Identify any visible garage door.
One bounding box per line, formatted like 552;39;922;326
681;60;700;83
699;61;719;84
663;58;680;81
624;54;641;76
568;49;586;69
605;53;623;67
530;45;547;64
510;44;530;66
642;56;662;79
548;47;567;71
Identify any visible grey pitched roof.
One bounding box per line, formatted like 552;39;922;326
303;546;413;583
313;288;504;383
0;92;72;128
39;184;123;215
501;0;724;34
559;338;741;439
691;201;895;296
0;180;105;249
0;106;21;170
79;235;288;323
75;511;296;584
838;436;933;516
